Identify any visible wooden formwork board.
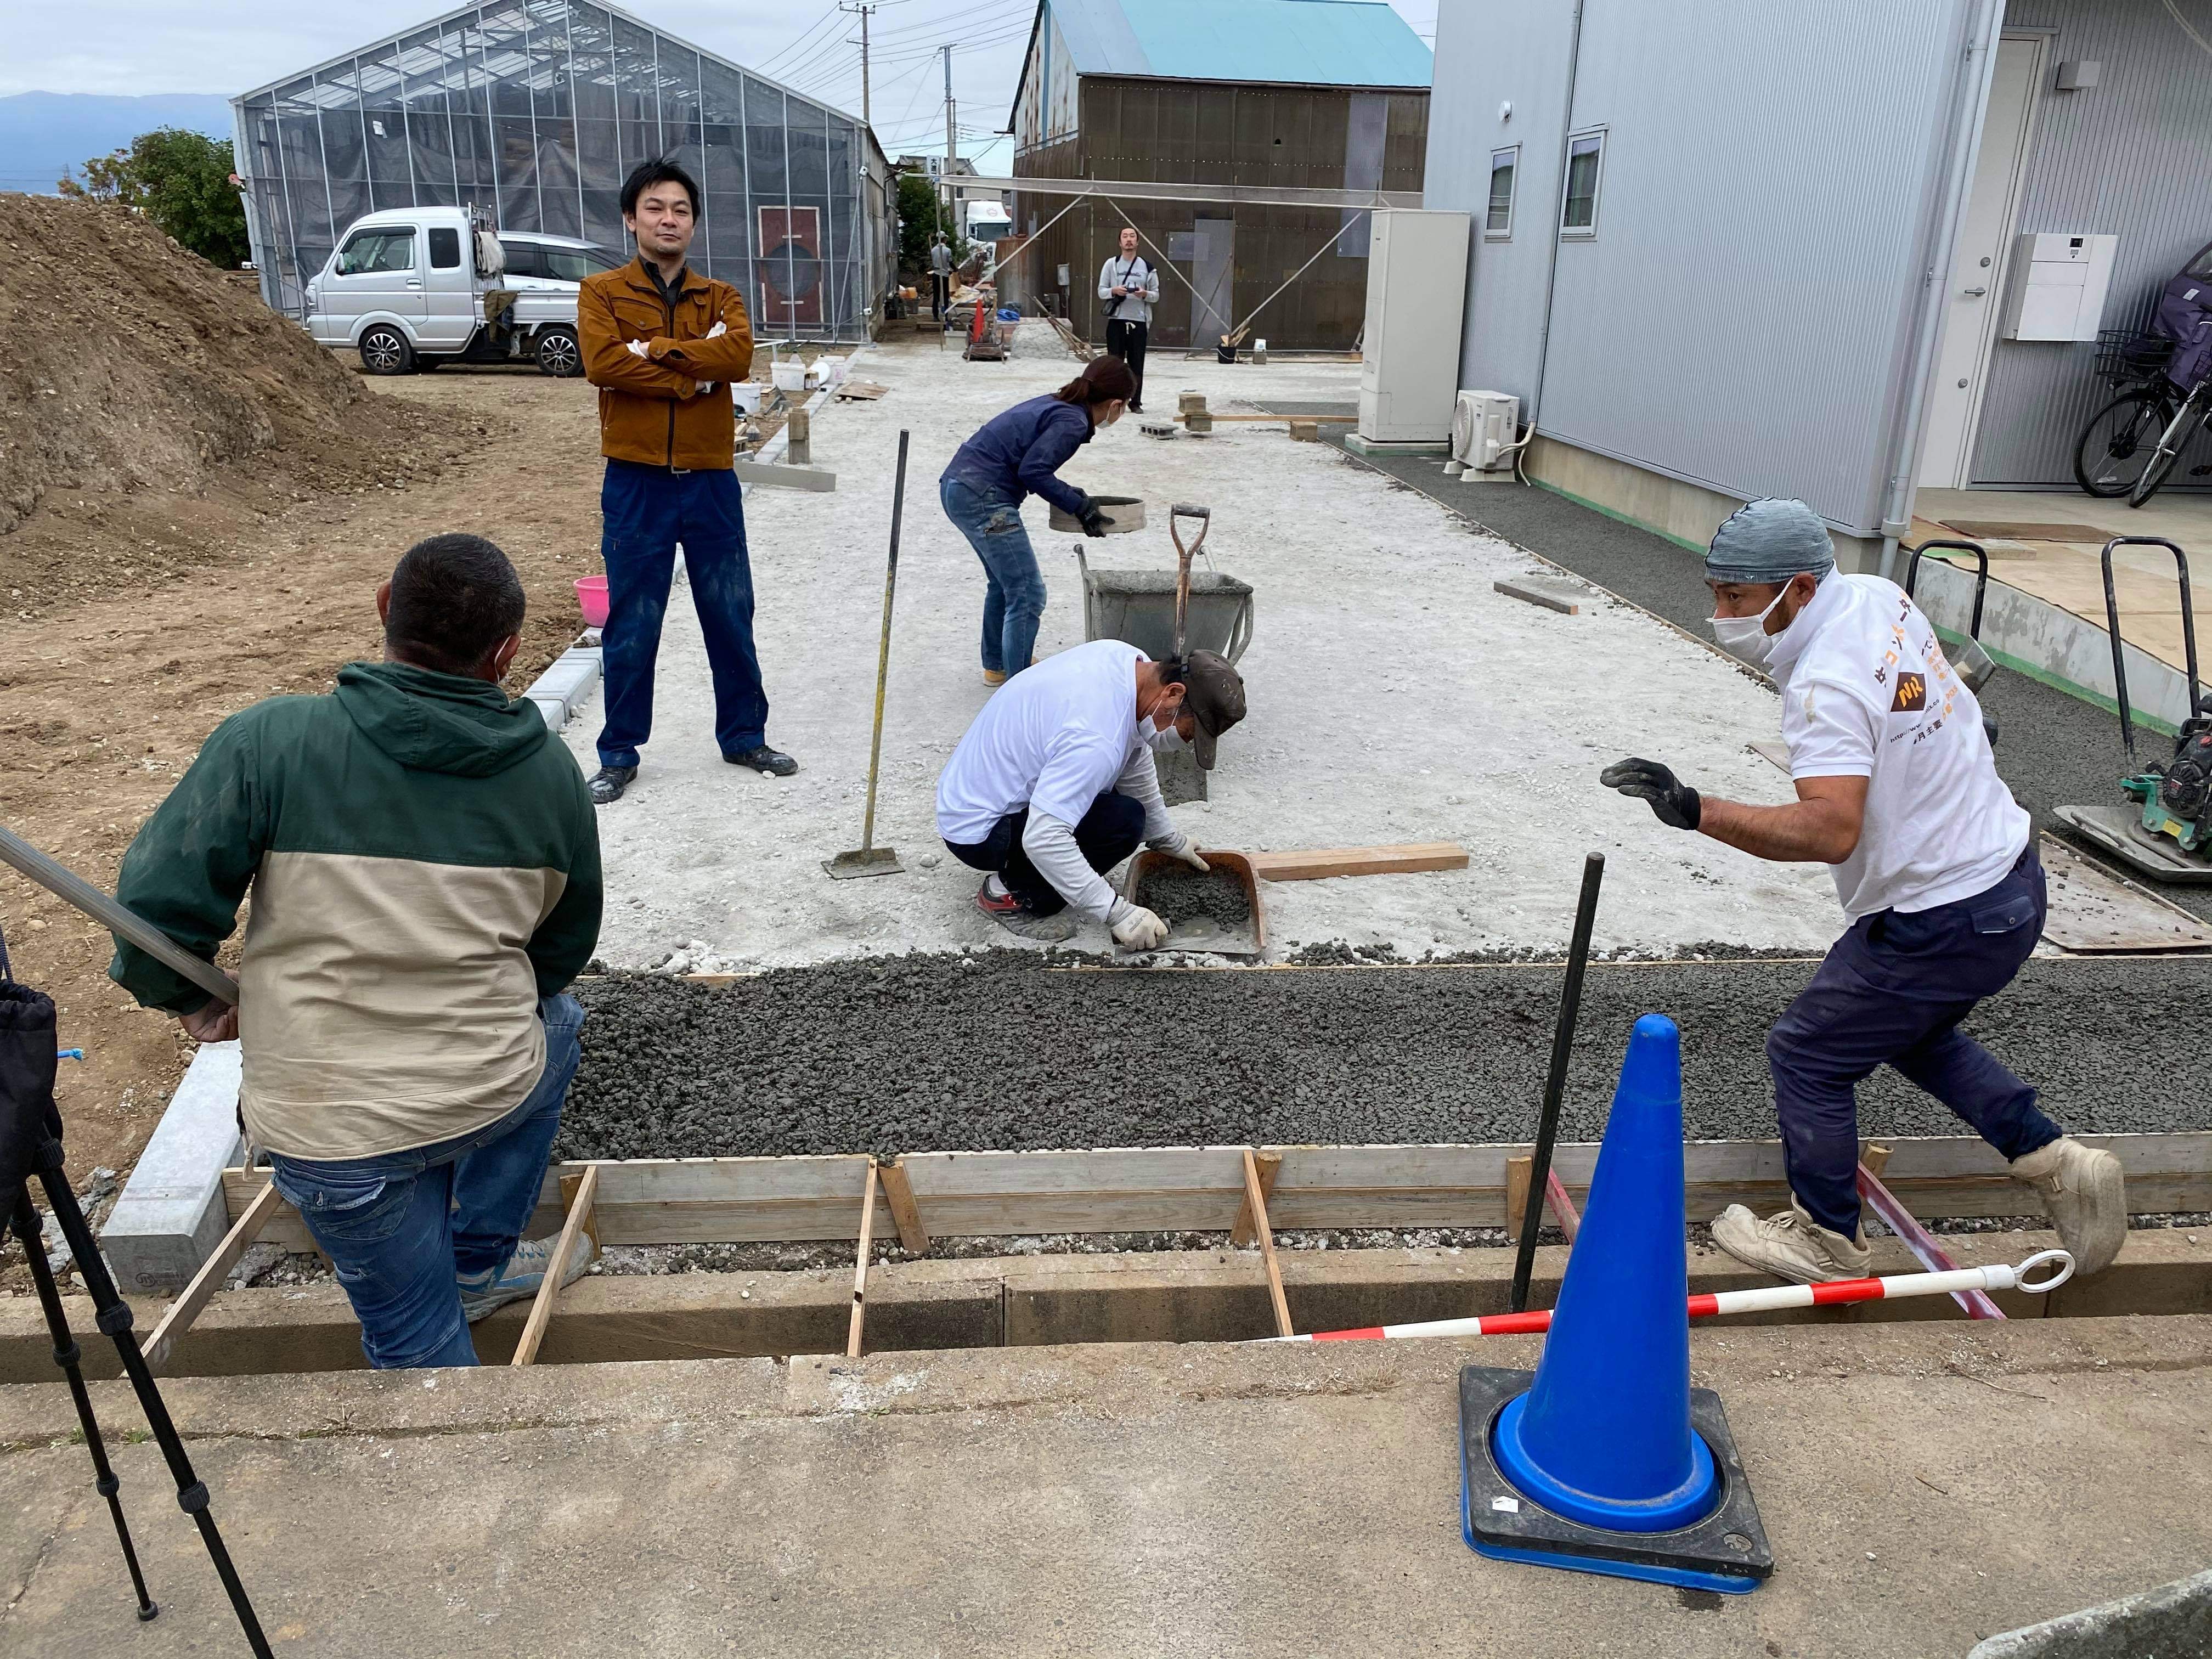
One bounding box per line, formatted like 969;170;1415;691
218;1131;2211;1252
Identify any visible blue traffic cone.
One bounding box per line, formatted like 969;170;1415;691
1461;1013;1772;1592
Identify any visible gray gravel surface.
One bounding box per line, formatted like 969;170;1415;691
557;954;2211;1161
1299;420;2212;925
1136;862;1252;928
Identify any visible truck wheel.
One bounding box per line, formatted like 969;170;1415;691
535;327;583;377
358;325;414;375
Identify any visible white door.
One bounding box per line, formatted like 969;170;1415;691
1918;35;2045;488
321;223;427;340
419;223;480;351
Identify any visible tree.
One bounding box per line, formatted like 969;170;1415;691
59;128;251;270
896;171;939;276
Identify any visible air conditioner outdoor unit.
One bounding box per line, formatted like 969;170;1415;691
1451;390;1520;475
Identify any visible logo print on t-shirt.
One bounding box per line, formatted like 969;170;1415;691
1892;672;1926;713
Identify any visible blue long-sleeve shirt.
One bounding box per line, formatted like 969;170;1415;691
941;394;1094;517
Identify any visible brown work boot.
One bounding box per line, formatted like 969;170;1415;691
2009;1137;2126;1276
1709;1199;1871;1285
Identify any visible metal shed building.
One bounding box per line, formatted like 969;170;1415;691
232;1;896;341
1008;0;1431;351
1424;0;2212;572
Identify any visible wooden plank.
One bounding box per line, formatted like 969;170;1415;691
1242;1149;1294;1339
1176;411;1355;424
143;1177;284;1375
878;1159;930;1255
1229;1150;1282;1247
1504;1155;1534;1239
1247;843;1469;883
511;1163;597;1368
1543;1170;1581;1242
560;1172;603;1252
847;1164;879;1358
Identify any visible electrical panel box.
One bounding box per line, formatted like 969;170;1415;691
2001;233;2117;342
1357;210;1472;444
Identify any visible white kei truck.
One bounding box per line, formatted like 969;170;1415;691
305;204;625;376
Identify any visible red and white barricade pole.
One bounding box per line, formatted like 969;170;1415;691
1259;1250;2074;1345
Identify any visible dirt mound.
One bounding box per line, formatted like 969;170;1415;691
0;193;480;612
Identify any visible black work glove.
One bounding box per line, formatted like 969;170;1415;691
1076;499;1109;538
1600;757;1702;831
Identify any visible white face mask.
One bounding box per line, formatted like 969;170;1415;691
1143;720;1188;752
1708;588;1790;665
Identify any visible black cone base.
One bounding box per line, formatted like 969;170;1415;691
1459;1365;1774;1594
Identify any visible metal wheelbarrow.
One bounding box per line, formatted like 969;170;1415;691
1075;504;1254;664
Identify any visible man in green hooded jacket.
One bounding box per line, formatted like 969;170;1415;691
110;534;603;1368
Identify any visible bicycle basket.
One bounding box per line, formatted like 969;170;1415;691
2095;328;2172;383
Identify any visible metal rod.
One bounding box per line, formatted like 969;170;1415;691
1901;539;1991;638
2102;538;2136;766
857;432;909;853
1510;852;1605;1312
0;825;238;1007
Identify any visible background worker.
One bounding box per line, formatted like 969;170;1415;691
1601;498;2125;1283
578;156;795;808
1097;226;1160;413
940;356;1136;686
929;232;954;321
938;637;1245;944
109;535;603;1369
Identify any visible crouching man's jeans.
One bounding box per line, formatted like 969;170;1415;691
267;995;584;1369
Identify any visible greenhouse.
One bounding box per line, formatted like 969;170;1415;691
232;1;894;340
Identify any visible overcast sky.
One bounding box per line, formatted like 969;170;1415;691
0;0;1440;171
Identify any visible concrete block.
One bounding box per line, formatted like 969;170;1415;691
1969;1567;2212;1657
99;1041;240;1293
528;695;566;729
732;459;837;492
1493;577;1582;616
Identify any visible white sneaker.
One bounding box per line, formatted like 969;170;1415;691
1709;1199;1871;1285
456;1231;598;1324
2010;1137;2125;1276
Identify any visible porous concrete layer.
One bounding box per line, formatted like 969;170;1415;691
566;326;1840;970
558;955;2210;1161
2;1319;2208;1656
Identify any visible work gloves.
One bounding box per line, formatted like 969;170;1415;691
1076;496;1109;538
1150;832;1209;873
1600;757;1702;831
1111;905;1170;950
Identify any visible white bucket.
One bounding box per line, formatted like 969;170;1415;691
815;354;847;385
770;359;807;393
732;382;764;414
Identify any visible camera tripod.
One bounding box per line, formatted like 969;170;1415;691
3;964;272;1654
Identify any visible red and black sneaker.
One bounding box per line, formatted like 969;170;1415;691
974;878;1079;943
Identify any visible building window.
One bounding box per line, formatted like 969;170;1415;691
1561;130;1604;236
1486;147;1517;239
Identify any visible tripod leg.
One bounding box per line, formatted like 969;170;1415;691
30;1161;274;1658
8;1186;157;1621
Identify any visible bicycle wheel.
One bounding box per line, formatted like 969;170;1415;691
2074;388;2172;497
2128;386;2208;507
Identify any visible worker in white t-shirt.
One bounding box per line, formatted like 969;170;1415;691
1601;499;2125;1284
936;639;1246;946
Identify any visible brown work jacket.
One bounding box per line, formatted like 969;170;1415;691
578;257;755;471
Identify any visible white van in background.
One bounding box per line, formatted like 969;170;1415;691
305;205;623;377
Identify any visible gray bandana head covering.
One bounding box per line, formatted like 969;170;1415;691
1705;499;1834;585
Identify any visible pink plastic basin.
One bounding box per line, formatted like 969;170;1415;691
574;575;609;628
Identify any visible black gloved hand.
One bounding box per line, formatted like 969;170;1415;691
1077;500;1109;538
1600;757;1702;831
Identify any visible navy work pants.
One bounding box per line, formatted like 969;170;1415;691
596;460;768;770
944;792;1145;916
1769;843;2062;1238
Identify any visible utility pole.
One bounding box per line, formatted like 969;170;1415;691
840;2;876;125
943;44;958;245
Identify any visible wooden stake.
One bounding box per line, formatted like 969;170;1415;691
511;1163;597;1368
142;1177;284;1375
1544;1169;1582;1243
1240;1148;1294;1339
1860;1142;1893;1182
1228;1149;1282;1247
1504;1155;1534;1240
846;1163;880;1359
878;1158;930;1255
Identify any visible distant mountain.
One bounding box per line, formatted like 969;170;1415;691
0;92;235;195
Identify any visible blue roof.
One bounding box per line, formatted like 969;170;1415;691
1025;0;1431;93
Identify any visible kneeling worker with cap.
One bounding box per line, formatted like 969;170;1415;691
937;639;1246;945
1601;499;2125;1283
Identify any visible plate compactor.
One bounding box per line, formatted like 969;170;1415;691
2055;536;2212;884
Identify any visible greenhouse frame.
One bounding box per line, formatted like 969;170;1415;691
232;1;895;341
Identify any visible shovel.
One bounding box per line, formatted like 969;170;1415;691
1169;502;1210;659
825;430;911;881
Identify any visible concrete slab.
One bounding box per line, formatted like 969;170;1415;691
568;324;1840;970
2;1319;2207;1656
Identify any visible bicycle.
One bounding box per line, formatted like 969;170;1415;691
2072;328;2212;505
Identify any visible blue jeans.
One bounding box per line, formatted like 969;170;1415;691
943;792;1145;916
597;460;768;769
941;474;1045;678
268;995;584;1369
1768;845;2061;1238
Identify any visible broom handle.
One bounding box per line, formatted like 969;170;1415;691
859;432;910;853
0;823;239;1006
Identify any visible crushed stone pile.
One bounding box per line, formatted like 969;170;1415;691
557;952;2204;1161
